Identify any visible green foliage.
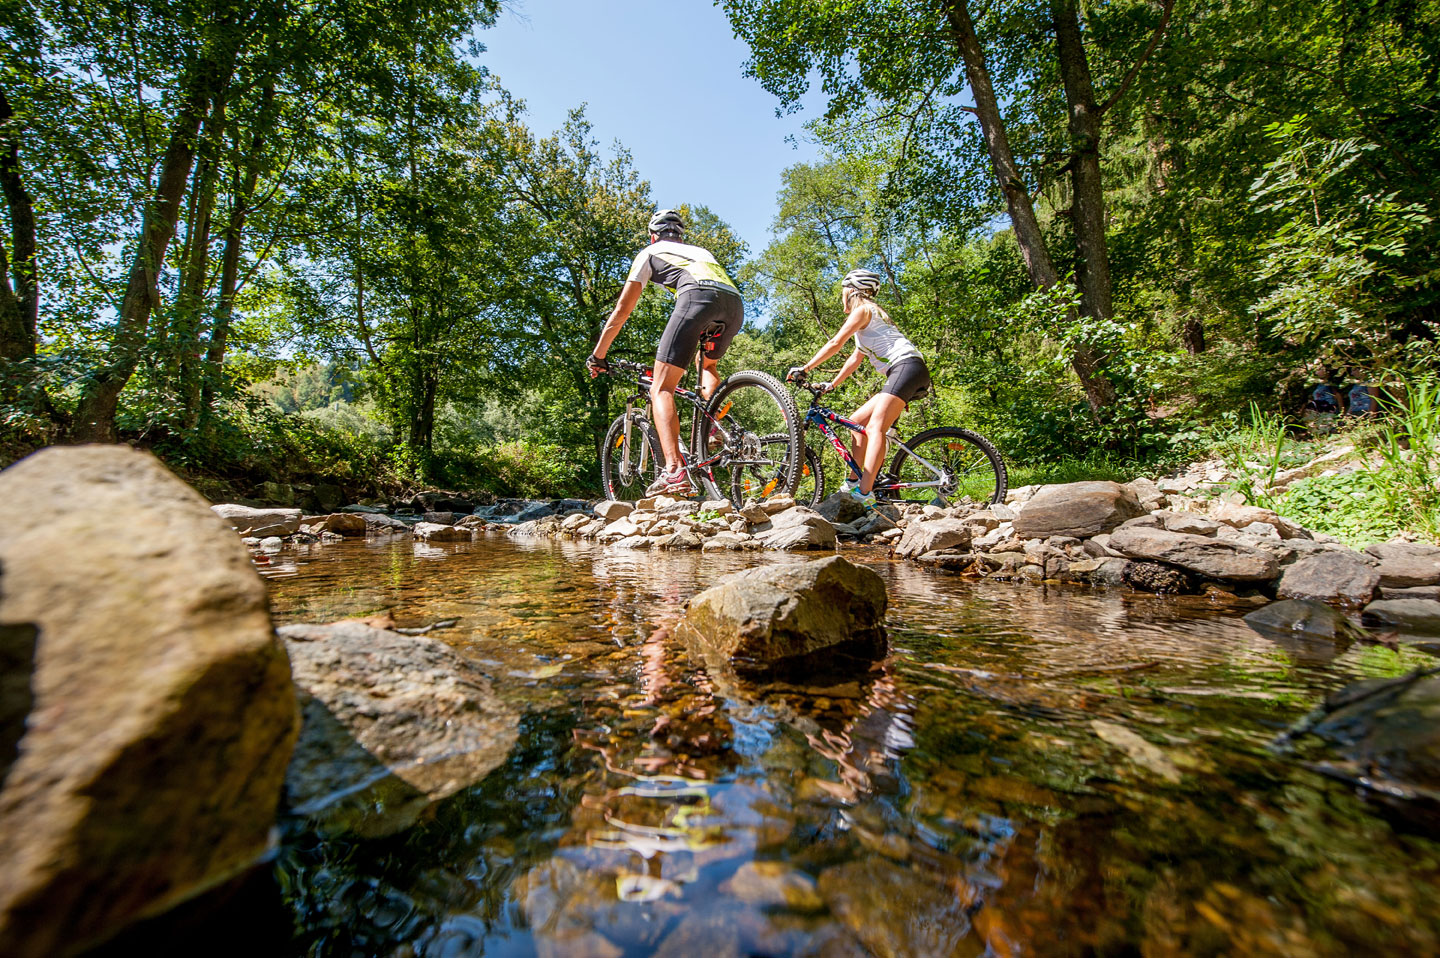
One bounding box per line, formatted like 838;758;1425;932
1366;373;1440;541
1250;120;1434;367
436;440;585;500
1217;403;1291;510
1277;470;1402;548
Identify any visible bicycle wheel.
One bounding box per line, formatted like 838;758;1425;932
698;370;802;507
733;435;824;508
601;412;661;502
886;426;1008;506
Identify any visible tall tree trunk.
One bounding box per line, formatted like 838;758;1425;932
197;82;275;427
0;86;39;386
173;95;227;402
71;26;244;442
1052;0;1113;325
940;0;1116;410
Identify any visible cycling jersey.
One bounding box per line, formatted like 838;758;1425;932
854;303;922;375
626;240;739;296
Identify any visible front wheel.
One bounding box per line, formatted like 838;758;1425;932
601;412;661;502
698;370;802;507
886;426;1008;507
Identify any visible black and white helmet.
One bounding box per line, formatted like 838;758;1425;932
841;269;883;295
648;209;685;239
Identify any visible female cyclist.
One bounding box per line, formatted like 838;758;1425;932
785;269;931;509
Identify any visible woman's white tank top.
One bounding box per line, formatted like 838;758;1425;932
853;303;921;375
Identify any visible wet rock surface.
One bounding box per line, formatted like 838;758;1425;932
677;555;886;670
1277;551;1381;607
1245;599;1365;640
279;621;519;837
211;503;303;537
1361;599;1440;636
1108;525;1279;581
0;446;298;958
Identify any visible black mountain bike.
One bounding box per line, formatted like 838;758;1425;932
598;358;802;507
738;377;1008;508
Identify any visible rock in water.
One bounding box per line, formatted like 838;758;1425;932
677;555;886;671
892;518;973;560
1107;525;1279;582
278;622;519;837
0;446;298;958
1245;600;1365;640
1361;599;1440;636
1285;671;1440;823
210;503;302;537
1277;551;1380;607
1012;481;1144;539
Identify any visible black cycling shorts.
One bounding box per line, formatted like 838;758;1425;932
881;358;932;405
655;288;744;368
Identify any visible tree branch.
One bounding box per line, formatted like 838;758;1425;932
1098;0;1175;116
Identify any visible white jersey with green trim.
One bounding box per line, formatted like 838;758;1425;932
626;240;739;297
854;303;922;375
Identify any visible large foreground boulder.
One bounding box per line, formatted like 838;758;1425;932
279;622;518;838
1107;525;1279;581
210;503;302;537
677;555;886;671
1013;481;1144;539
0;446;299;958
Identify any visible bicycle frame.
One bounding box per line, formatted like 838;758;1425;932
610;361;755;502
802;394;950;495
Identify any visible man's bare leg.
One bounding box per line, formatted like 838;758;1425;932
650;361;687;472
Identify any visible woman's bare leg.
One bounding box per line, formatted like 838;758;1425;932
858;395;907;494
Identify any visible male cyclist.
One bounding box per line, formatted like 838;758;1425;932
587;209;744;497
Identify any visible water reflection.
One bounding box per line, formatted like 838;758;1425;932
254;535;1440;957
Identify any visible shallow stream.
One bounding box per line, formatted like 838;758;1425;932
238;534;1440;956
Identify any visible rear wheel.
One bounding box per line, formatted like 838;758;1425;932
601;412;661;502
733;436;824;508
886;426;1007;507
698;370;802;507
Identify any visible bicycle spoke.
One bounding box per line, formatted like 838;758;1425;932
888;427;1007;506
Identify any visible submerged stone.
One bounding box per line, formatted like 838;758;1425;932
279;621;518;838
1245;599;1365;640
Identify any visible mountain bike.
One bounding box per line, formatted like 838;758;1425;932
598;357;802;506
738;378;1008;507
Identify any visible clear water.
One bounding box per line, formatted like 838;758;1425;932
250;534;1440;957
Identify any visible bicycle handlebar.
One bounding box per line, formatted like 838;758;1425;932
604;358;651;376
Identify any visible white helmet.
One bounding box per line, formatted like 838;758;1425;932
841;269;883;294
648;209;685;239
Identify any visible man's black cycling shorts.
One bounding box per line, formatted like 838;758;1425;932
655;287;744;368
880;358;932;405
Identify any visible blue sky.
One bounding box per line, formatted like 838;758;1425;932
474;0;822;257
